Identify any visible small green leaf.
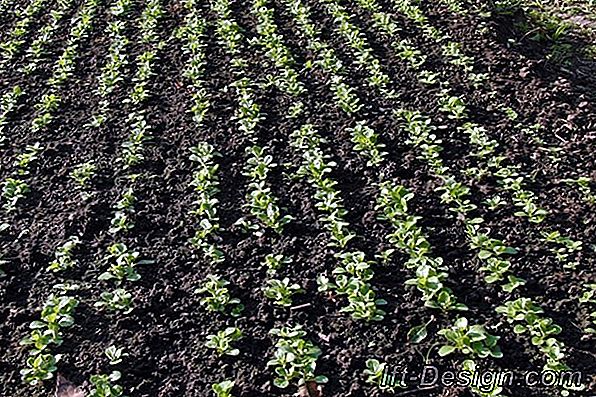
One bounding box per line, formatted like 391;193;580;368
408;324;428;344
438;345;456;356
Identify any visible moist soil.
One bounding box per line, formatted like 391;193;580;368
0;0;595;397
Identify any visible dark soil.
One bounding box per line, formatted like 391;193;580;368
0;0;594;397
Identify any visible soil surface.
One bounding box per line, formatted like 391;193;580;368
0;0;594;397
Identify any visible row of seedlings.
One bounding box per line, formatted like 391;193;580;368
89;0;136;128
86;0;144;394
19;0;137;393
89;0;135;314
191;1;249;395
280;1;506;394
0;86;23;146
20;238;80;385
247;4;330;393
97;0;163;321
388;0;595;203
64;0;136;207
316;8;590;394
248;0;312;314
0;0;51;67
92;0;165;393
219;0;294;237
0;0;79;149
176;4;244;394
209;0;327;394
0;0;101;235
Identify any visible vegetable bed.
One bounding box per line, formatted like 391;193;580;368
0;0;595;396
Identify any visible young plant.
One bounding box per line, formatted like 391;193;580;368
212;380;235;397
437;317;502;359
196;275;244;316
364;358;405;391
263;278;303;307
95;289;134;314
2;177;30;212
262;253;292;275
47;236;80;272
89;371;124;397
564;176;595;204
105;345;129;365
268;325;327;389
348;121;387;166
20;353;59;385
0;86;23;131
318;251;387;322
15;142;43;174
99;243;146;284
438;92;467;119
205;327;243;356
70;161;97;189
542;230;582;269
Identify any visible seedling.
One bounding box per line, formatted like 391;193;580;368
437;317;502;359
20;353;60;385
564;177;595;204
89;371;124;397
47;236;80;272
268;325;328;389
543;230;582;269
348;122;387;166
212;380;235;397
205;327;243;356
196;275;244;316
99;243;147;284
95;289;134;314
262;253;291;275
2;177;30;212
105;345;129;365
70;161;97;189
364;358;405;391
263;278;303;306
15;143;43;174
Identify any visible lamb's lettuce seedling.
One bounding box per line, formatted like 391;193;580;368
438;317;502;359
95;289;134;314
263;278;303;306
105;346;128;365
212;380;235;397
196;275;244;316
70;161;97;189
89;371;125;397
1;177;30;212
363;358;405;391
268;325;327;389
47;236;80;272
205;327;243;356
